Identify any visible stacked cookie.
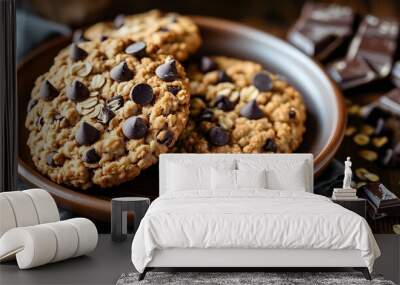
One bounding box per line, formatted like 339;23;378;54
25;10;306;189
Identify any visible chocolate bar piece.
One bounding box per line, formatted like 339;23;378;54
379;88;400;116
392;61;400;88
328;15;399;90
328;56;376;90
361;183;400;218
287;3;354;61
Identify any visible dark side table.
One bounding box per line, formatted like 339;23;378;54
332;198;367;219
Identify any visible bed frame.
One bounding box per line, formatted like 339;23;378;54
139;154;371;280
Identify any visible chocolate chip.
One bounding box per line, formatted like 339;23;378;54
35;116;44;127
253;72;273;92
27;98;38;112
66;80;90;102
240;99;264;119
47;151;58;167
200;56;217;73
70;43;88;62
83;148;101;164
72;29;87;43
110;61;134;82
217;70;231;83
289;109;296;119
208;126;229;146
167;85;181;95
122;116;147;139
97;106;115;124
76;122;100;145
107;95;124;111
100;35;108;41
157;130;174;147
215;95;235;111
125;42;147;58
155;60;178;82
130;83;154;105
158;27;169;32
113;14;124;28
40;80;58;101
197;108;214;121
263;138;277;152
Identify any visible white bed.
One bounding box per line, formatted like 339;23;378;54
131;154;380;280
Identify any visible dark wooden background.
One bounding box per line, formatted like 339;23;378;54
19;0;400;233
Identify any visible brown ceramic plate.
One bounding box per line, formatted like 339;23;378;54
18;16;346;221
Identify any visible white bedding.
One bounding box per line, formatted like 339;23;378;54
131;190;380;273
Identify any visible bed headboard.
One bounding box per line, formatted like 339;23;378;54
159;153;314;195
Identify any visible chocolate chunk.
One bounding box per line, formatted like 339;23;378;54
157;130;174;147
70;43;88;62
97;106;115;124
392;61;400;87
381;147;400;167
76;122;100;145
289;109;296;119
130;83;154;105
113;14;125;28
83;148;101;164
110;61;134;82
122;116;147;139
40;80;58;101
46;151;58;167
198;108;214;121
252;72;273;92
167;85;181;95
72;29;87;43
66;80;90;102
155;60;178;82
216;70;231;83
35;116;44;127
328;57;376;90
200;56;217;73
263;138;277;152
125;42;147;58
100;35;108;41
214;95;234;111
107;95;124;111
240;99;264;119
27;98;38;112
158;27;169;32
208;126;229;146
379;88;400;116
287;3;354;60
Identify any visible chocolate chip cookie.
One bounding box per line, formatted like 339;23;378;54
175;56;306;153
83;10;201;61
25;38;190;189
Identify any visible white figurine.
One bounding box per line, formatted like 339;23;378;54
342;157;353;189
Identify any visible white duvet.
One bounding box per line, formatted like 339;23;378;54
131;190;380;273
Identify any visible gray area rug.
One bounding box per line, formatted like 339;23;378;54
117;272;395;285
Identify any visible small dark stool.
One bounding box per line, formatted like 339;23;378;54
111;197;150;242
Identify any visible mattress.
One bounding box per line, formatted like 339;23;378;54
131;190;380;273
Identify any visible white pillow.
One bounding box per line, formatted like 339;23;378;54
211;168;236;190
236;169;267;189
167;163;210;191
238;159;308;192
167;160;236;192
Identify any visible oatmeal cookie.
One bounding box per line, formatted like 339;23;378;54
175;56;306;153
25;38;190;189
83;10;201;61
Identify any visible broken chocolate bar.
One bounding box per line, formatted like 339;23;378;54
287;2;354;61
360;183;400;218
379;88;400;116
328;15;399;90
